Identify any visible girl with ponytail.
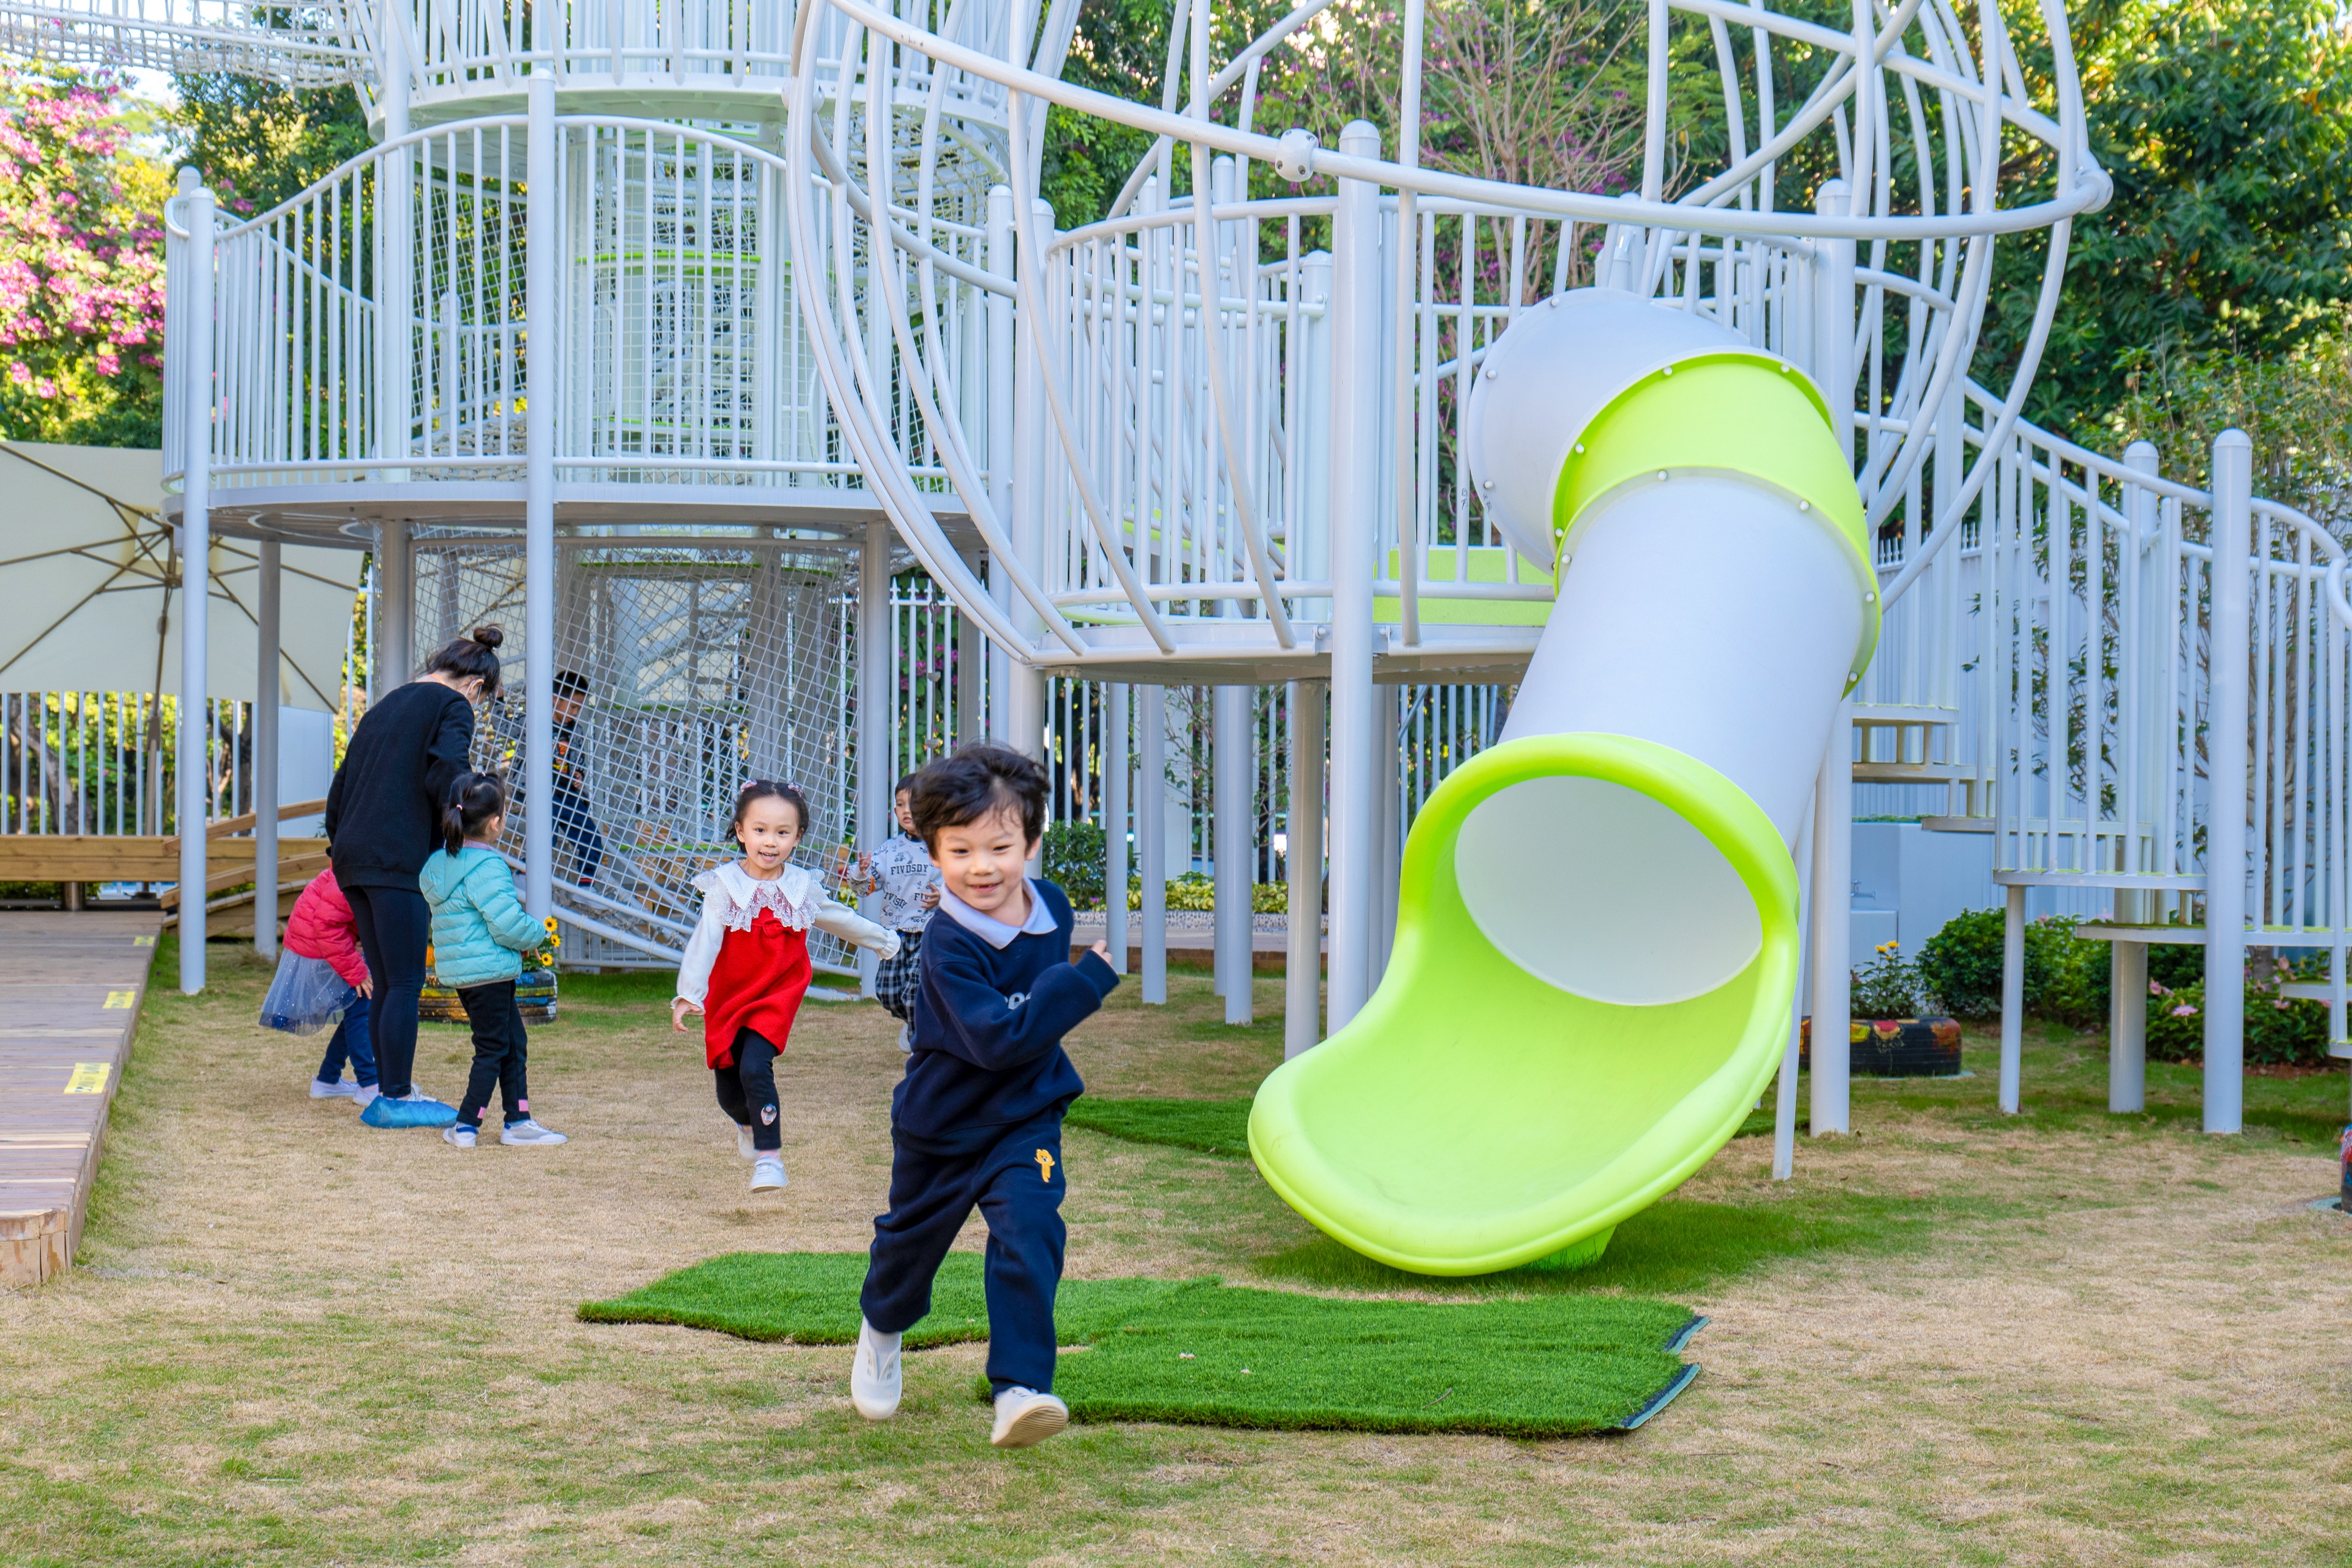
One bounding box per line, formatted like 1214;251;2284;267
418;773;567;1148
323;622;506;1129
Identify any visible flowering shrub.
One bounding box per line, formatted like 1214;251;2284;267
0;67;168;443
2143;959;2331;1066
1852;941;1938;1018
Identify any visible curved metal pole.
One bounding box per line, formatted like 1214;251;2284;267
781;18;1083;658
1184;0;1295;646
817;0;2109;242
1004;91;1180;653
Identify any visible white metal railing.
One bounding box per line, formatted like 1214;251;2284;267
170;112;1005;501
0;0;368;87
1959;409;2352;946
785;0;2087;668
401;0;1015;121
0;0;1020;114
0;693;255;838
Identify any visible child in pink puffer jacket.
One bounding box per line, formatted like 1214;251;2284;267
283;867;378;1105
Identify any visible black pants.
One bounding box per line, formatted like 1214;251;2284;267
873;927;925;1022
712;1028;783;1152
455;980;530;1129
550;782;605;888
343;881;430;1099
860;1115;1067;1395
517;778;606;889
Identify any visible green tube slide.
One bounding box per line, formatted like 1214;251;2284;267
1248;292;1873;1276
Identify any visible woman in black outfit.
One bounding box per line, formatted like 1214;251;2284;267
325;625;503;1129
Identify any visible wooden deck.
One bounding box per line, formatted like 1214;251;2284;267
0;912;163;1285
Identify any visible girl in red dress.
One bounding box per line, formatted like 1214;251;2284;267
673;781;901;1192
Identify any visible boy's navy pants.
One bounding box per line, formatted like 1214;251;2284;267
860;1114;1066;1395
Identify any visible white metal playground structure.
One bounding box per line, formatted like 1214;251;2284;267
5;0;2349;1240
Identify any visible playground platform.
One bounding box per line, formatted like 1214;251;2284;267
0;912;162;1285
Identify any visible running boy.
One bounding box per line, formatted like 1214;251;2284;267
854;773;942;1051
850;744;1119;1450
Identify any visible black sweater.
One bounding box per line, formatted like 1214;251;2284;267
323;682;477;890
900;879;1120;1153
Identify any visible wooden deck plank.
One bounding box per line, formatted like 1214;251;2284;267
0;912;162;1286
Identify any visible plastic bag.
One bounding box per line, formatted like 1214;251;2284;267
259;950;351;1036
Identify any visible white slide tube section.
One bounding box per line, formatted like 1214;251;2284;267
1498;479;1861;845
1466;288;1870;1019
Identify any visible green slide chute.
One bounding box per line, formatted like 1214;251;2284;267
1248;289;1875;1275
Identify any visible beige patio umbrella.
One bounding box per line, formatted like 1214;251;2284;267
0;440;362;708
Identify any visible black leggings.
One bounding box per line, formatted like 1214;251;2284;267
455;980;530;1128
713;1028;783;1152
345;881;430;1099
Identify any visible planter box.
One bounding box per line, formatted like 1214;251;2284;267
420;965;558;1026
1799;1015;1962;1077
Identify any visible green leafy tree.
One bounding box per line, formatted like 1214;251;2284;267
2104;335;2352;530
0;66;170;445
171;76;372;219
1979;0;2352;433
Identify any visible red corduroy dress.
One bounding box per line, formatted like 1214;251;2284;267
700;907;813;1070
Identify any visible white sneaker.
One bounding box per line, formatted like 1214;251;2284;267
736;1124;757;1160
353;1084;380;1109
990;1386;1069;1449
499;1118;569;1146
443;1124;477;1148
310;1078;356;1099
897;1022;913;1055
750;1155;787;1192
851;1318;901;1419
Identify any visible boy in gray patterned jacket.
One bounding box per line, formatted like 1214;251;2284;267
854;774;941;1050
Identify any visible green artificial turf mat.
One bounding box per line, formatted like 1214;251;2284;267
582;1252;1703;1436
1064;1096;1254;1155
577;1252;1193;1347
1053;1286;1696;1436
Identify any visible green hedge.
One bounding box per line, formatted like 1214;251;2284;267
1040;824;1288;915
1915;908;2334;1065
1914;909;2112;1024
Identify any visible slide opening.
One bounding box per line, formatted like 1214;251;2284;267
1250;735;1800;1275
1455;775;1762;1006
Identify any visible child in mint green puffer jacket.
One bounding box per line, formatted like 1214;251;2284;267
419;773;567;1149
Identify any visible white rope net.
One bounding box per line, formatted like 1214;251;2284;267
411;532;860;971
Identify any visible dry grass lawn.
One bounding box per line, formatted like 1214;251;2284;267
6;936;2352;1565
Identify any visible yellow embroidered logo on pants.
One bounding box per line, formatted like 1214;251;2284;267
1035;1149;1055;1183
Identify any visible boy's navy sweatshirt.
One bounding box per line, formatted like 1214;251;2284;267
900;877;1120;1154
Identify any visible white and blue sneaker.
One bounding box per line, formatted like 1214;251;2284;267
499;1119;568;1146
360;1090;459;1129
443;1123;477;1148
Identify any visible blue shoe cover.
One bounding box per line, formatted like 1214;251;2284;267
361;1092;459;1129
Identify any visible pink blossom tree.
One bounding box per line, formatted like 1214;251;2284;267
0;66;168;444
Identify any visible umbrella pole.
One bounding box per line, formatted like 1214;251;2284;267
254;540;281;958
146;541;171;837
176;173;218;996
